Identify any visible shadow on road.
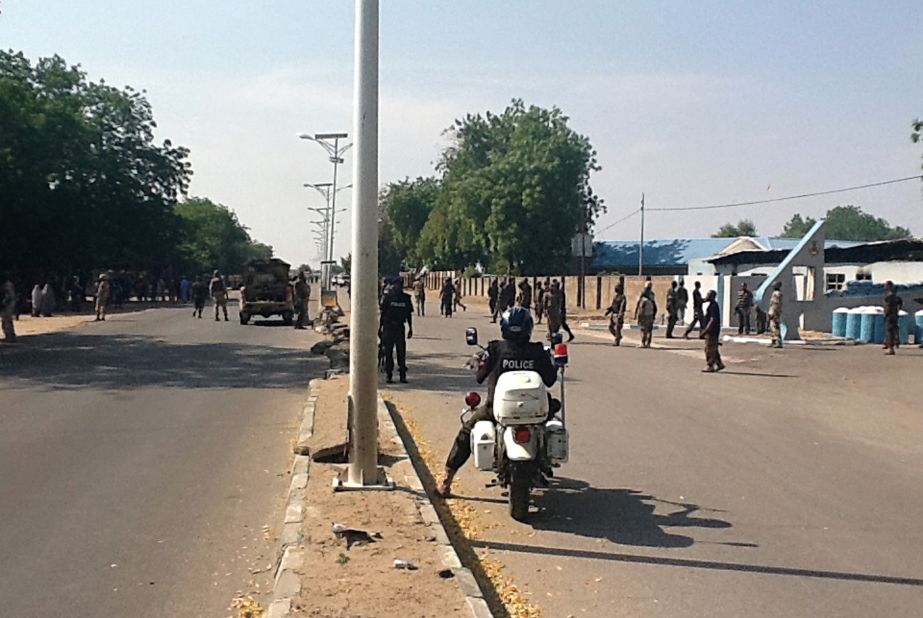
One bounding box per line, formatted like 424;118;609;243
531;477;733;549
0;331;324;390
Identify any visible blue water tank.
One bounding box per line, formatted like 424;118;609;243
845;308;862;340
831;307;849;337
916;310;923;344
871;308;886;344
859;308;880;343
898;311;910;345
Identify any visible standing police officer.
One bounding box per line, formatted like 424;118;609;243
379;276;413;383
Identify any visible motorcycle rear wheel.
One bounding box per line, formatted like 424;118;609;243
508;463;532;521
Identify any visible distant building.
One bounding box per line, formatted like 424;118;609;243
592;237;860;276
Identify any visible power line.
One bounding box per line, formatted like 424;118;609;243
646;175;923;213
595;207;641;234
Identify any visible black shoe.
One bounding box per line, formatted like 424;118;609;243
399;374;408;384
386;375;394;384
567;333;575;342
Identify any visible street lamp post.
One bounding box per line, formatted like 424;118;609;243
304;183;352;288
299;133;352;282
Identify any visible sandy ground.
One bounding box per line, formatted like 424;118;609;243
290;376;470;618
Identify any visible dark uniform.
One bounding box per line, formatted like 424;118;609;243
517;279;533;310
380;285;413;382
444;339;557;473
487;280;499;319
294;273;310;329
883;286;903;355
191;279;208;318
683;285;704;338
665;283;679;338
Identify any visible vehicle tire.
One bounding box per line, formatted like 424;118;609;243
282;311;294;325
508;463;532;522
239;313;250;325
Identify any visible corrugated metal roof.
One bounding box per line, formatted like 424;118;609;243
593;237;862;268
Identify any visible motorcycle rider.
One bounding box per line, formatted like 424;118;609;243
437;307;557;497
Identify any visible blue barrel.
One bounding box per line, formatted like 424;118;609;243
859;308;876;343
916;310;923;344
871;308;886;344
845;308;862;340
898;311;910;345
831;308;849;337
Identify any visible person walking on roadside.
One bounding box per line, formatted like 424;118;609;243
544;279;564;340
95;274;111;321
535;279;549;324
1;274;17;343
665;280;679;339
767;281;784;348
605;283;627;346
497;277;516;319
453;278;467;312
69;276;83;312
191;276;207;318
559;285;576;342
517;278;533;310
683;281;704;339
440;277;455;318
293;271;310;330
883;280;903;355
487;279;499;321
40;282;56;317
701;289;725;372
379;276;413;383
180;275;191;303
635;285;656;348
735;282;753;335
676;280;689;325
31;284;42;317
413;277;426;317
209;270;229;321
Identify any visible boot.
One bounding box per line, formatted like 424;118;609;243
399;371;408;384
437;470;455;498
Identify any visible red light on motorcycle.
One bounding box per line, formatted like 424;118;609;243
513;427;532;444
553;343;569;366
464;391;481;408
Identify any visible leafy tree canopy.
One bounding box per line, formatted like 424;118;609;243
712;219;758;238
380;177;439;267
405;99;604;275
174;197;273;275
780;206;910;241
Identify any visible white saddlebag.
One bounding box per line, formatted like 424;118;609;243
545;417;569;463
471;420;496;471
493;371;548;424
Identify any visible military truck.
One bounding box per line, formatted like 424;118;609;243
238;258;294;325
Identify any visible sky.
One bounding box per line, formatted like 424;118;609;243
3;1;922;266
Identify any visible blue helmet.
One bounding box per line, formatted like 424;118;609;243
500;306;534;343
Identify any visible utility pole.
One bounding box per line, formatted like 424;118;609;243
342;0;389;489
638;192;645;277
578;205;586;309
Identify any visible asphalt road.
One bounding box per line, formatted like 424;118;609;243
385;302;923;617
0;304;325;617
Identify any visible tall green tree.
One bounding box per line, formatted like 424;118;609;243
822;205;910;241
779;213;818;238
0;50;191;275
427;99;605;274
780;206;910;240
712;219;758;238
174;197;273;274
380;177;439;266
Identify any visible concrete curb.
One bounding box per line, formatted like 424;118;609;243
266;378;320;618
378;398;494;618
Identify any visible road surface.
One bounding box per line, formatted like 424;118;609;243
0;304;324;617
385;302;923;617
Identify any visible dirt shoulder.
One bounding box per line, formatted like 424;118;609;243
290;376;471;618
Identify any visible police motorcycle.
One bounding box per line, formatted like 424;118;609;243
462;327;569;521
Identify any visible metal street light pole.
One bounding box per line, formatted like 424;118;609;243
343;0;387;489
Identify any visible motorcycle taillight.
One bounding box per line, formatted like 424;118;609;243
464;391;481;408
513;427;532;444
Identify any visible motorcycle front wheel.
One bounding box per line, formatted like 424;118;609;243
508;461;534;522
